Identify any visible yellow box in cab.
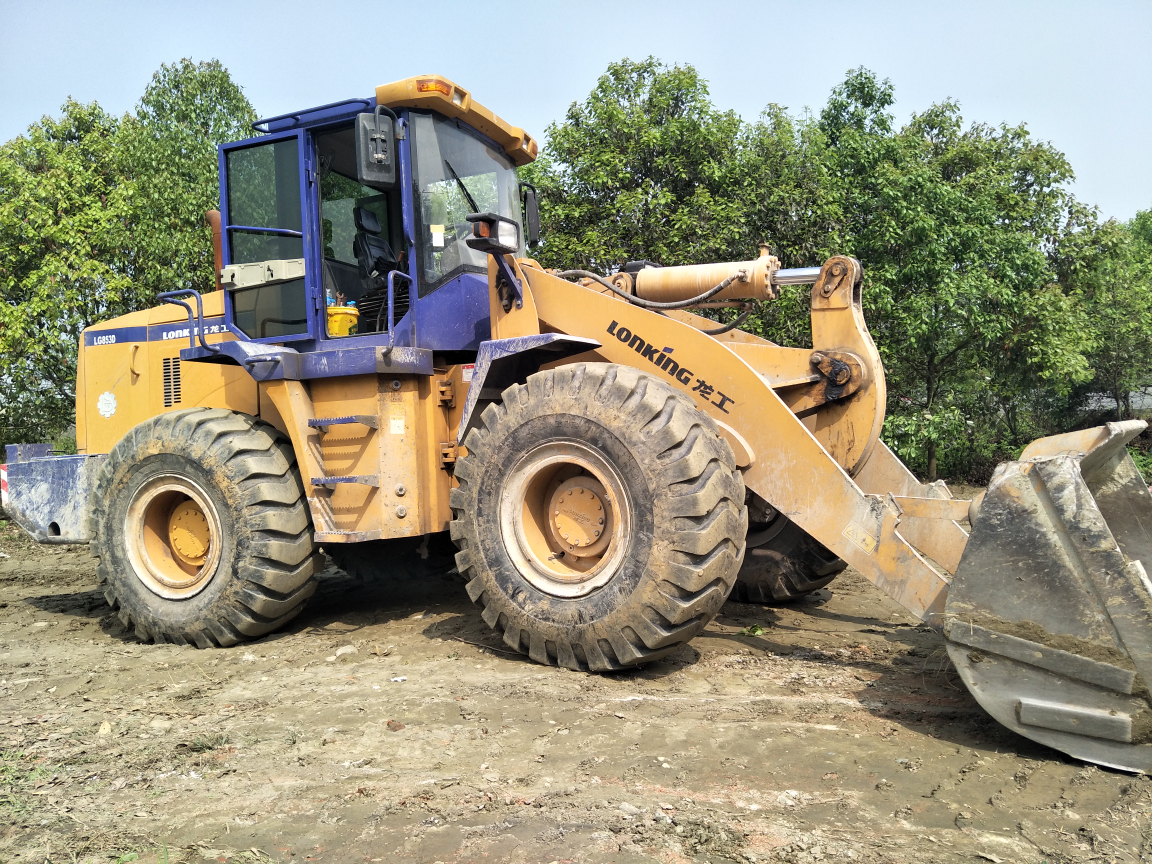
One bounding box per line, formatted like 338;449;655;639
327;306;359;337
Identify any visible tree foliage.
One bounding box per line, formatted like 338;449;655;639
0;59;254;450
0;100;139;446
823;79;1093;478
528;59;1150;480
119;59;258;298
1061;216;1152;421
520;59;746;269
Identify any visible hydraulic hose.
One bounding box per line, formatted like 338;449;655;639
555;269;748;310
699;303;755;336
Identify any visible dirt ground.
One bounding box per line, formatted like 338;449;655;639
1;515;1150;864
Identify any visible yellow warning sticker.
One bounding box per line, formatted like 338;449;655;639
843;522;878;555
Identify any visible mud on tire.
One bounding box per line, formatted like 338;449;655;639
450;363;747;671
731;493;846;604
91;408;323;647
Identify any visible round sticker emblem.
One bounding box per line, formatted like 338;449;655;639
97;391;117;418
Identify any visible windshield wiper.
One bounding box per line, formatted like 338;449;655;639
444;160;480;213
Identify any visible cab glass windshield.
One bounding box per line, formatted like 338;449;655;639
411;112;523;296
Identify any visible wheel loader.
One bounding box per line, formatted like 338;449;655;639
6;75;1152;772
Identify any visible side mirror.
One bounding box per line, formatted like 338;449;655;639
356;106;396;190
521;183;541;248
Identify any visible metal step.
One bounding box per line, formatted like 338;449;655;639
314;529;385;543
308;415;378;430
310;475;380;487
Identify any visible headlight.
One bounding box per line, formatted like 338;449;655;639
465;213;520;256
496;219;518;250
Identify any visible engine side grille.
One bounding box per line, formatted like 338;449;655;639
162;357;182;407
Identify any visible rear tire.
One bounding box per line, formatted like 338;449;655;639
91;408;322;647
730;493;846;604
450;363;746;671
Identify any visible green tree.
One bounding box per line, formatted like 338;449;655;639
1060;212;1152;421
819;73;1094;479
0;59;255;452
732;102;859;347
527;61;1103;482
1132;207;1152;248
521;58;747;270
0;100;138;448
118;58;257;296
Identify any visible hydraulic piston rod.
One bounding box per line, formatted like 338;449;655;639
772;267;822;286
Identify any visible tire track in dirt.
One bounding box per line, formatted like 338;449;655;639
1;516;1150;863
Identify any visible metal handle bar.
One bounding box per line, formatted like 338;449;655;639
224;225;304;238
377;271;413;358
251;98;373;133
157;289;221;354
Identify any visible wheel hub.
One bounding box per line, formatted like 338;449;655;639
169;500;210;566
499;441;632;599
124;475;222;600
548;478;610;557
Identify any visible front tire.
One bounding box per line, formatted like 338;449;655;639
92;408;322;647
730;493;846;603
450;363;747;671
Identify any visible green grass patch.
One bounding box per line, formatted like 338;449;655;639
1129;447;1152;485
0;750;52;817
189;732;231;753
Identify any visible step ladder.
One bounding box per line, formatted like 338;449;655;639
305;414;385;542
307;416;380;488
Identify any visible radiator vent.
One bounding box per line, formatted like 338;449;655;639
162;357;182;407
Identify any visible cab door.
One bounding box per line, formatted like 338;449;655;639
218;131;316;344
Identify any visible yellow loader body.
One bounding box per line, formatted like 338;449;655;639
5;75;1150;772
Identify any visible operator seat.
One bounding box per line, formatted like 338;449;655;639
351;206;408;332
352;207;398;291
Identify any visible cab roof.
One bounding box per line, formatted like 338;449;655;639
375;75;538;167
252;75;538;167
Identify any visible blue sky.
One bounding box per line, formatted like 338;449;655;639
1;0;1149;221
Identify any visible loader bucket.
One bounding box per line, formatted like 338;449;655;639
945;420;1152;771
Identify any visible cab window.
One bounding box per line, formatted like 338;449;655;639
225;137;308;340
226;138;304;263
410;112;523;297
315;125;404;337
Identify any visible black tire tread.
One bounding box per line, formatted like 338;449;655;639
92;408;320;647
731;514;846;604
451;363;746;672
